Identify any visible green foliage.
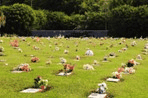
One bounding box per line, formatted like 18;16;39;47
44;11;72;30
84;12;106;30
108;5;148;37
33;10;47;30
0;10;6;28
70;14;85;30
0;3;36;35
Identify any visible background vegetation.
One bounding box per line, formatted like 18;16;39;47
0;0;148;37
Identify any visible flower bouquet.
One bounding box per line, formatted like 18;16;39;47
13;63;31;72
57;64;75;76
20;76;51;93
0;40;3;43
85;49;94;56
93;60;99;65
96;82;108;94
112;71;122;79
33;46;40;50
124;67;135;74
46;60;52;65
64;50;69;54
76;55;80;60
34;76;48;90
136;54;142;60
10;40;19;47
0;46;4;52
60;57;67;64
0;52;5;56
83;64;94;70
31;57;39;62
127;59;139;67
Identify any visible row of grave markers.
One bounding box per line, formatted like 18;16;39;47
0;37;146;97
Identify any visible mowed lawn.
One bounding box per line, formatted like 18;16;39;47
0;37;148;98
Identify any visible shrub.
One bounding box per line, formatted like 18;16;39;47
108;5;148;37
84;12;106;30
0;4;36;36
33;10;47;30
44;11;72;30
0;11;6;28
70;14;85;30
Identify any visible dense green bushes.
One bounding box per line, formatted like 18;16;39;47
43;11;73;30
0;11;6;28
108;5;148;37
1;3;148;37
33;10;47;30
0;3;36;35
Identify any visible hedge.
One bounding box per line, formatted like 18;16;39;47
0;3;36;36
108;5;148;37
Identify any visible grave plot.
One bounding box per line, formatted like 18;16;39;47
88;82;113;98
57;64;75;76
106;71;122;82
83;64;94;70
11;63;31;73
20;76;52;93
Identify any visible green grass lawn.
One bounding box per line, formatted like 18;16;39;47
0;37;148;98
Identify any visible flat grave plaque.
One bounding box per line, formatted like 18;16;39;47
11;71;24;73
20;88;42;93
57;72;72;76
106;78;120;82
88;93;107;98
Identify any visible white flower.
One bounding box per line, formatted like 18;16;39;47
83;64;94;70
18;48;23;52
55;47;59;51
85;49;94;56
60;58;67;64
64;50;69;54
0;40;3;43
98;82;108;89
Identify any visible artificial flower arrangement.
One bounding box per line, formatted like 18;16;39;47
85;49;94;56
93;60;99;65
63;64;75;74
76;55;80;60
34;76;48;90
18;48;23;53
33;46;40;50
0;46;4;52
31;57;39;62
127;59;139;67
136;54;142;60
33;37;40;42
46;60;52;65
55;47;59;51
13;63;31;72
0;40;3;43
10;40;19;47
83;64;94;70
118;63;135;74
131;41;137;46
112;71;122;79
64;50;69;54
124;67;135;74
60;57;67;64
96;82;108;94
0;52;5;56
